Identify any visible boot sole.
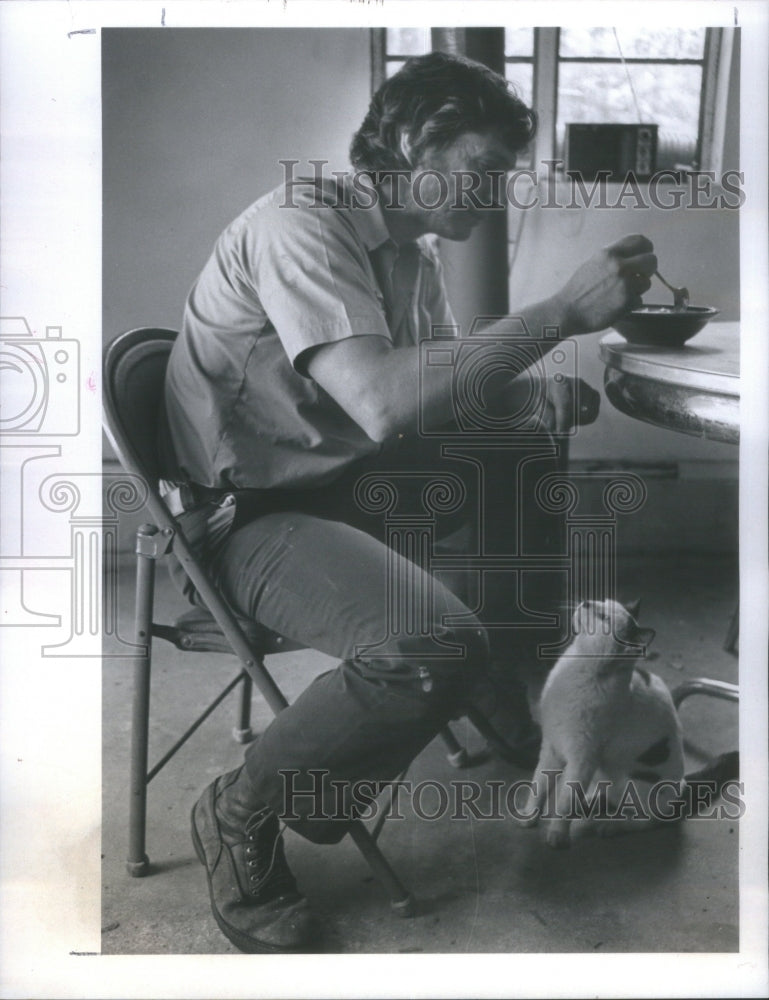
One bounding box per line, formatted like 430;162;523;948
190;803;307;955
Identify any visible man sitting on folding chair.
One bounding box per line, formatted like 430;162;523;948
159;51;655;952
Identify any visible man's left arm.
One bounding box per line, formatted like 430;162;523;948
420;240;601;435
307;234;653;441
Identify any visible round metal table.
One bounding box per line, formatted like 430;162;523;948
599;322;739;444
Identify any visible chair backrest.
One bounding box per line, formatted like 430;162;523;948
103;327;177;483
102;327;294;708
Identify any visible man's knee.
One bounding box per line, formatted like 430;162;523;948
354;613;490;698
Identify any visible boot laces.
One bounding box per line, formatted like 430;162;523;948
242;807;295;898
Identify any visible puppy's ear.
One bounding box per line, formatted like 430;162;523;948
572;601;588;633
626;598;641;619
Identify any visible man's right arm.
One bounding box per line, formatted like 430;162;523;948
305;234;656;442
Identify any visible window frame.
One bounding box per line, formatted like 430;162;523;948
371;26;734;175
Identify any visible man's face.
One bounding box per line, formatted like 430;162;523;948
406;130;518;241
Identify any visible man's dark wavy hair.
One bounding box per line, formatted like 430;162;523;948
350;50;537;173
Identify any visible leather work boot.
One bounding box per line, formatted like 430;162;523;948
191;766;316;952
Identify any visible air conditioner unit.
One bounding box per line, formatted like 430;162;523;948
564;123;658;181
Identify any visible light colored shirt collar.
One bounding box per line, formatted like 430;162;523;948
339;173;393;252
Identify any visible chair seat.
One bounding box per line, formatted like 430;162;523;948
153;607;304;656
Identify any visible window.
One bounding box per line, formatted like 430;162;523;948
503;28;535;110
379;27;430;79
375;28;535;107
372;27;734;175
556;28;707;171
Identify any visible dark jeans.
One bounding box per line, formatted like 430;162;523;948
171;434;565;842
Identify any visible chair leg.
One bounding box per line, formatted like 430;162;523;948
465;704;539;769
232;672;255;743
440;724;469;768
126;528;157;877
347;821;415;917
672;677;739;708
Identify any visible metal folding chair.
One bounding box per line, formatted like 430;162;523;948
103;326;422;914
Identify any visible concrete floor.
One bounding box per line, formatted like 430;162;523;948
101;553;739;955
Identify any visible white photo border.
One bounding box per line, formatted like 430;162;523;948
0;1;766;997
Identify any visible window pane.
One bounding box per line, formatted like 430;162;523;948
505;62;533;110
504;27;534;57
559;27;706;60
385;60;407;78
385;27;430;56
557;63;703;168
505;63;535;167
558;62;702;132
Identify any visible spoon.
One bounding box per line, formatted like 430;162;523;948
654;270;689;311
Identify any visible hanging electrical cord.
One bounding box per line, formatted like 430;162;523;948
612;27;644;123
508;28;647;279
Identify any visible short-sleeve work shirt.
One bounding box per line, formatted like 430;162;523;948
162;176;456;490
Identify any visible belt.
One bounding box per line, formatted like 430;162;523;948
160;482;231;517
